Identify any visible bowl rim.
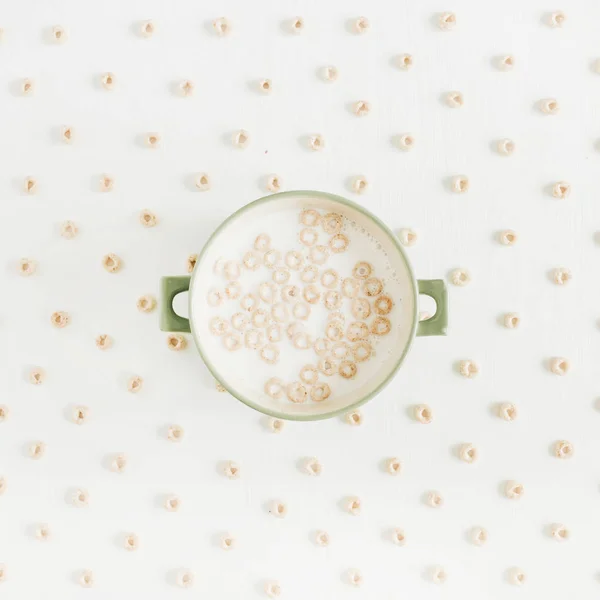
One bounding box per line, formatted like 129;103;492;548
189;190;419;421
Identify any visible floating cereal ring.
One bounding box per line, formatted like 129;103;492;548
363;277;383;297
309;245;329;265
240;293;258;312
352;341;372;362
327;311;345;325
300;365;319;385
320;269;339;289
293;302;311;320
244;329;264;349
222;332;242;351
225;281;241;299
259;282;278;304
285;251;304;270
371;316;391;336
210;317;230;336
254;233;271;251
300;209;321;227
347;321;369;341
318;357;338;376
351;298;371;319
329;233;349;253
331;342;350;360
272;267;291;284
231;312;249;331
322;213;342;235
353;261;372;279
314;338;332;356
286;322;304;339
263;249;281;268
243;251;262;271
323;290;342;310
301;265;319;284
260;344;280;364
374;295;393;315
292;332;313;349
281;285;300;302
265;378;284;399
342;278;361;298
266;324;282;342
299;228;318;247
251;308;270;328
310;383;331;402
325;321;344;341
299;285;318;305
287;382;307;403
223;261;241;281
271;302;289;322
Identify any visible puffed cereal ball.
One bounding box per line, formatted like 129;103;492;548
498;229;518;246
21;78;34;95
392;528;406;545
497;138;515;155
145;133;160;148
223;460;240;479
259;79;272;94
95;334;112;350
164;495;181;512
180;79;194;96
470;526;488;546
267;417;284;433
137;295;156;313
100;72;115;90
398;228;417;246
99;174;114;191
29;367;45;385
266;174;282;193
438;12;457;30
503;313;520;329
497;55;515;71
554;440;573;459
351;176;368;194
195;173;211;191
321;65;339;82
176;569;194;588
0;405;8;422
72;488;89;507
111;453;127;473
232;129;250;148
308;134;324;151
290;17;304;33
0;477;6;495
24;176;37;193
354;100;371;116
547;11;566;27
498;402;517;421
397;133;415;150
51;25;67;42
396;54;413;70
431;566;447;584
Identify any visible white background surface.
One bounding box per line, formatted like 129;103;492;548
1;0;600;598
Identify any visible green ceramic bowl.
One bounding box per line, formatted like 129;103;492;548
160;190;447;421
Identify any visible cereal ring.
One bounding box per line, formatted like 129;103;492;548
102;253;122;273
167;334;187;351
386;457;402;475
371;316;391;336
225;281;241;300
242;250;262;271
342;278;361;298
266;324;281;343
309;245;329;265
426;491;443;507
553;268;571;285
459;360;479;378
263;249;281;268
207;288;225;306
504;481;524;499
240;293;258;312
459;443;478;463
554;440;573;459
346;496;361;513
363;277;383;297
470;527;488;546
231;312;250;331
314;338;332;356
548;11;566;27
322;213;343;235
260;344;280;365
95;334;112;350
209;317;230;336
299;209;321;227
347;321;369;342
374;295;393;315
19;257;37;276
414;404;433;424
60;220;78;238
244;329;264;349
285;251;304;270
299;365;319;385
550;523;569;541
287;382;307;403
286;322;304;339
331;342;350;360
187;254;198;273
339;360;357;379
329;233;349;253
292;332;313;349
223;261;241;281
320;269;339;289
301;265;319;283
327;311;346;325
195;172;210;190
293;302;311;320
51;311;70;328
352;341;372;362
259;282;278;304
271;302;289;322
318;357;338;376
325;321;344;341
310;383;331;402
351;176;368;194
303;284;321;304
281;285;300;302
351;298;371;319
254;233;271;251
450;268;470;286
353;261;372;279
498;402;517;421
354;15;370;33
265;173;280;190
222;333;242;351
323;290;342;310
272;267;291;284
264;378;284;399
299;228;318;247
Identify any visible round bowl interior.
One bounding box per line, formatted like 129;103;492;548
190;191;417;420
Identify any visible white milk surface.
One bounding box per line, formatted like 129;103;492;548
190;193;415;417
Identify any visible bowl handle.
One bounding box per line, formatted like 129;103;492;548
416;279;448;337
160;276;191;333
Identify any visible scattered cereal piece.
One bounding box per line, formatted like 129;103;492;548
213;17;231;36
266;173;281;192
61;125;74;143
72;488;89;507
167;424;184;442
21;78;34;95
269;500;287;518
414;404;433;424
111;453;127;473
550;523;569;541
549;357;569;376
308;134;324;151
552;181;571;199
50;311;69;328
60;220;78;238
195;172;210;190
346;496;361;515
504;480;524;499
36;523;51;541
446;91;464;108
176;569;194;589
223;460;240;479
426;491;443;508
354;16;370;33
232;129;250;148
19;257;37;276
265;580;282;597
215;381;226;392
29;441;46;459
137;295;156;313
397;132;415;151
547;11;566;27
347;569;363;587
431;566;447;584
128;375;143;393
554;440;573;459
354;100;371;116
503;313;520;329
0;405;8;422
438;12;456;30
51;25;67;42
398;228;417;246
303;457;322;476
459;360;479;378
24;176;37;193
497;402;517;421
396;54;413;70
221;534;236;550
259;79;272;94
386;457;402;475
124;533;139;551
225;281;241;300
180;79;194;96
497;138;515;155
139;209;158;228
165;494;180;511
72;405;89;425
315;530;330;546
459;443;478;464
497;55;515;70
451;175;469;193
102;253;122;273
167;334;187;351
470;526;488;546
540;98;560;115
244;328;264;349
140;20;155;37
450;268;470;286
508;568;526;586
145;133;160;148
101;72;115;90
286;382;307;403
79;570;94;588
498;229;517;245
29;367;45;385
345;410;362;426
321;65;339;82
552;267;571;285
351;176;368;194
267;417;284;433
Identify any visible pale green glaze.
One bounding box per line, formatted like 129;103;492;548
160;190;448;421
